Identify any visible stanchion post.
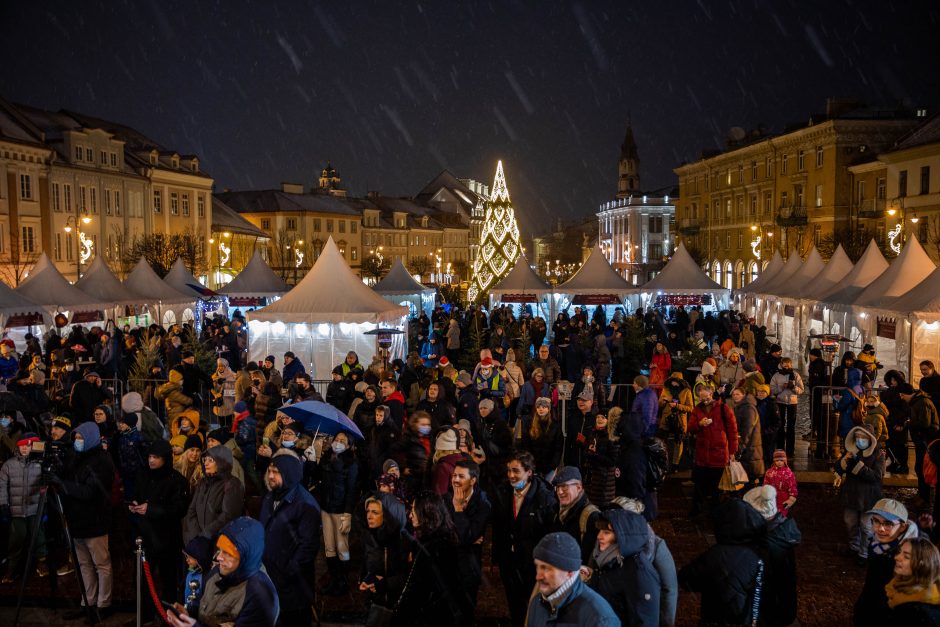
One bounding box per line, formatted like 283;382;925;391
135;537;143;627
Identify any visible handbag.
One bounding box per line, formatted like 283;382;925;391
365;547;419;627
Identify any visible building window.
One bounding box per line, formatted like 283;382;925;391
153;190;162;213
899;170;908;197
765;157;772;178
114;191;121;215
725;234;731;249
21;226;35;253
64;184;72;212
313;219;321;231
737;233;743;249
738;165;744;183
196;195;204;217
815;184;823;207
763;192;771;215
921;166;931;195
798;150;805;170
105;189;112;215
781;191;789;207
795;184;804;208
649;216;663;233
286;218;297;231
149;152;158;165
814;224;821;245
337;240;347;256
55;233;63;261
877;177;886;199
19;174;32;200
725;199;732;219
736;197;744;219
79;186;87;212
100;150;107;164
781;154;789;174
261;219;271;230
857;181;867;204
53;183;61;212
182;194;190;216
74;146;83;161
326;219;333;232
90;188;97;213
815;146;824;167
749;194;757;217
339;220;346;233
650;243;663;258
351;221;357;234
751;161;757;180
86;148;93;162
351;246;358;261
110;153;117;167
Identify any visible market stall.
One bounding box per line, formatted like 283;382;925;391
488;255;553;320
219;250;289;311
0;279;44;330
879;265;940;385
769;247;825;360
373;259;436;319
554;244;637;318
123;258;195;326
734;250;784;316
247;237;408;378
15;253;108;325
76;256;151;325
164;258;221;324
638;243;730;313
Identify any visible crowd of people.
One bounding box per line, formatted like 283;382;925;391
0;303;938;625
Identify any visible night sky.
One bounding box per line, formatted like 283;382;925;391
2;1;938;236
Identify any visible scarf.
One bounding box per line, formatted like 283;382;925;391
542;571;580;611
558;497;581;524
870;522;918;556
591;543;622;570
885;580;940;608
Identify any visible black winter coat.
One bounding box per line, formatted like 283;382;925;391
758;514;801;627
357;493;410;608
392;433;430;494
520;417;562;476
491;476;557;591
617;416;656;520
60;445;115;538
415;398;456;428
132;464;189;553
317;449;359;514
368;419;400;479
259;483;321;610
393;532;465;626
552;492;600;564
448;487;492;616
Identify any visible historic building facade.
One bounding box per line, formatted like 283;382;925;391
674;100;921;289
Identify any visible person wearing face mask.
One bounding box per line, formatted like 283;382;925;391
315;431;358;596
769;357;804;459
392;411;434;495
491;451;557;627
256;420;309;477
260;451;321;625
0;412;24;462
46;422;115;621
835;425;887;565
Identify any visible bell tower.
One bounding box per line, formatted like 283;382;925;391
617;120;640;199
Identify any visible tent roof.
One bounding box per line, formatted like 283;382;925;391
852;237;936;309
373;259;435;296
0;278;42;317
816;240;889;305
490;255;552;295
248;237;408;324
774;247;825;299
640;243;726;294
164;258;213;299
752;250;803;296
15;253;107;309
76;256;142;304
737;250;785;294
556;245;635;295
124;259;193;304
220;250;289;298
798;245;855;301
883;263;940;317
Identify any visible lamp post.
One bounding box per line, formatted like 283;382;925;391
887;197;915;253
63;210;92;280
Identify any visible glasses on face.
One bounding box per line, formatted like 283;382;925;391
554;482;578;493
871;517;900;529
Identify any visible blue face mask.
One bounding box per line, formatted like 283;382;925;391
281;439;295;449
74;439;85;453
856;438;870;450
418;426;432;436
0;417;11;428
511;479;527;491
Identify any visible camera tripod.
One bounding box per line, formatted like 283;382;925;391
14;481;96;626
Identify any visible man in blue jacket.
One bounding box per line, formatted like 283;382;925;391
282;351;305;385
259;451;321;626
631;375;659;438
526;532;620;626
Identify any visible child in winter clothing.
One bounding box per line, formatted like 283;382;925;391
763;450;798;517
863;392;889;447
182;536;213;614
0;433;46;580
835;425;886;561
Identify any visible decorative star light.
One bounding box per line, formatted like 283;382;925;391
888;223;902;254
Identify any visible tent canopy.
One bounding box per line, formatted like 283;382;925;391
16;253;106;310
774;247;825;299
752;249;803;296
76;256;142;304
737;250;785;294
124;258;193;304
640;243;726;294
248;237;407;324
817;240;889;306
373;259;435;296
490;255;552;295
0;279;42;318
220;250;289;298
852;237;935;309
799;245;854;301
556;245;635;295
885;263;940;319
164;258;214;300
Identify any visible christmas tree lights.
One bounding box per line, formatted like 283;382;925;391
468;160;521;303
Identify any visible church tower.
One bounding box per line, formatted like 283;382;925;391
617;121;640;199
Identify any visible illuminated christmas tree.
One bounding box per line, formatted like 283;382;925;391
468;160;521;303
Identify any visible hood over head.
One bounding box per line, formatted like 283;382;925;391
205;445;234;475
74;421;101;451
845;425;877;457
271;450;303;496
712;497;766;545
596;508;649;557
148;439;173;466
218;517;265;582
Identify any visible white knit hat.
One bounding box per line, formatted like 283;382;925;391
744;484;778;520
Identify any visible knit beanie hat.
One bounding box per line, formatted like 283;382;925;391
382;459;400;474
742;359;758;373
532;532;582;572
479;398;495;411
435;428;458;451
183;434;203;452
773;449;788;464
121;392;144;414
744;484;778;520
207;427;232;446
233;400;249;415
701;359;717;376
535;397;552;410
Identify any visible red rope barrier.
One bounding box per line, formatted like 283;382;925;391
141;553;169;624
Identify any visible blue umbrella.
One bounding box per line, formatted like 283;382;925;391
277;400;364;441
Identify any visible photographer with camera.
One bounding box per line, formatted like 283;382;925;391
47;421;116;620
0;433;46;582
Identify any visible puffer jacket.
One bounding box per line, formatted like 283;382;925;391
183;445;245;544
734;394;764;480
769;369;804;405
679;498;766;626
0;449;42;517
156;377;193;422
211;367;237;417
689;399;738;468
835;425;885;511
588;509;661;627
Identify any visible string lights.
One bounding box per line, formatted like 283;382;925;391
468;160;521;302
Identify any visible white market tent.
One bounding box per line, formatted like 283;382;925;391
373;259;436;319
123;259;195;326
734;250;785;316
852;238;935;310
751;250;803;333
880;265;940;385
247;237;408;378
219;250;289;302
816;241;889;306
775;247;825;300
799;246;854;301
556;245;637;312
770;247;825;360
639;242;729;309
15;254;108;320
164;258;213;301
0;280;44;329
76;256;146;321
488;255;553;318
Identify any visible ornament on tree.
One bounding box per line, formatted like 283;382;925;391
468;160;521;303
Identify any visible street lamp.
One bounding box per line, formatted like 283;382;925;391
64;211;92;280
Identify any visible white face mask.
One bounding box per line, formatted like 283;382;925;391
332;442;347;454
856;438;870;450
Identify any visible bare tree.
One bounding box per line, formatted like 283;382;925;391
817;225;892;262
407;256;433;280
362;253;390;282
122;230;207;277
0;226;39;286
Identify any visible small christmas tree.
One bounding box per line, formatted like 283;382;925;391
468;161;521;303
128;331;161;393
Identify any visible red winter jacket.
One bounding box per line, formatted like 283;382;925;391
689;399;738;468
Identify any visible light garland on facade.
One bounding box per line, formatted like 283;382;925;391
888;223;902;254
78;231;94;264
751;235;762;260
468;160;521;303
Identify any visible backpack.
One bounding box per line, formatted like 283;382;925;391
579;503;600;537
847;390;867;426
924;439;940;487
644;437;670;490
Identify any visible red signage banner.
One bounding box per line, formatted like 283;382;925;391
784;305;796;317
653;294;712;307
71;310;104;324
4;312;43;328
812;309;824;322
573;294;623;305
499;293;538;303
877;317;896;339
228;297;265;307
